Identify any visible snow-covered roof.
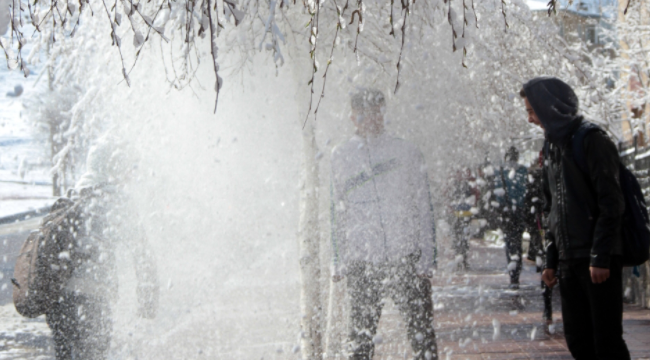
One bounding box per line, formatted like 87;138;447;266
524;0;617;18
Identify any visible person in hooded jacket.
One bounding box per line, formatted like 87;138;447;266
330;88;438;360
45;136;159;360
521;77;630;360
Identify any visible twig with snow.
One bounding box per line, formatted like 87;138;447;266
313;0;347;121
303;0;321;128
206;0;222;113
394;0;409;94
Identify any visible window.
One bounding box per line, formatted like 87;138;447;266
586;26;597;44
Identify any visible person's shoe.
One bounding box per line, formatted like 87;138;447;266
543;319;554;335
462;260;469;272
508;283;519;290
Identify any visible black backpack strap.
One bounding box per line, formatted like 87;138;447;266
571;122;605;175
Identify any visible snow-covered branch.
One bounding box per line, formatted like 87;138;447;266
5;0;631;122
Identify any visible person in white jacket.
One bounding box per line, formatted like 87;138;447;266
330;88;438;360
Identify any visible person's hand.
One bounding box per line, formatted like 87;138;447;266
332;274;344;283
590;266;610;284
542;268;558;289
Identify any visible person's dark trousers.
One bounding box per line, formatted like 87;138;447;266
559;258;630;360
46;292;112;360
502;216;523;285
541;281;552;321
527;228;544;265
346;259;438;360
452;217;470;269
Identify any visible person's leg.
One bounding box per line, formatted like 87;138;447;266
347;263;383;360
586;259;630;360
72;295;112;360
460;218;470;269
542;281;553;322
504;239;513;274
503;220;523;285
559;261;597;360
452;218;463;267
46;298;75;360
503;217;512;275
452;218;469;270
512;233;522;284
392;264;438;360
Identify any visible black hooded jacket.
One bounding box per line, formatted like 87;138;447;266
523;77;624;269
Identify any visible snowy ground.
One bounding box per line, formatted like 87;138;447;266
0;305;52;360
0;231;537;360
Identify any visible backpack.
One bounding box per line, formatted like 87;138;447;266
568;122;650;267
12;196;87;317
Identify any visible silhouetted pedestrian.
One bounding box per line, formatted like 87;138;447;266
522;77;630;360
330;88;438;360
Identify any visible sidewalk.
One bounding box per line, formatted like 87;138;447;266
0;233;648;359
372;239;650;360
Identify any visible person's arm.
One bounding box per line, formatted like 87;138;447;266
585;132;625;269
492;168;503;207
540;158;559;288
541;156;558;272
504;166;524;210
523;173;535;229
415;151;436;276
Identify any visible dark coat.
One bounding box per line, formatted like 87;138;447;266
522;77;624;270
542;130;624;269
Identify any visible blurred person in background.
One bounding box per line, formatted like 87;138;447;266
493;146;528;289
330;88;438;360
45;135;159;360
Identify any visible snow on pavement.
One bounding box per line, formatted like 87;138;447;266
0;304;53;360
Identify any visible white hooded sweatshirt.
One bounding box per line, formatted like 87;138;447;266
65;138;158;316
330;133;436;276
